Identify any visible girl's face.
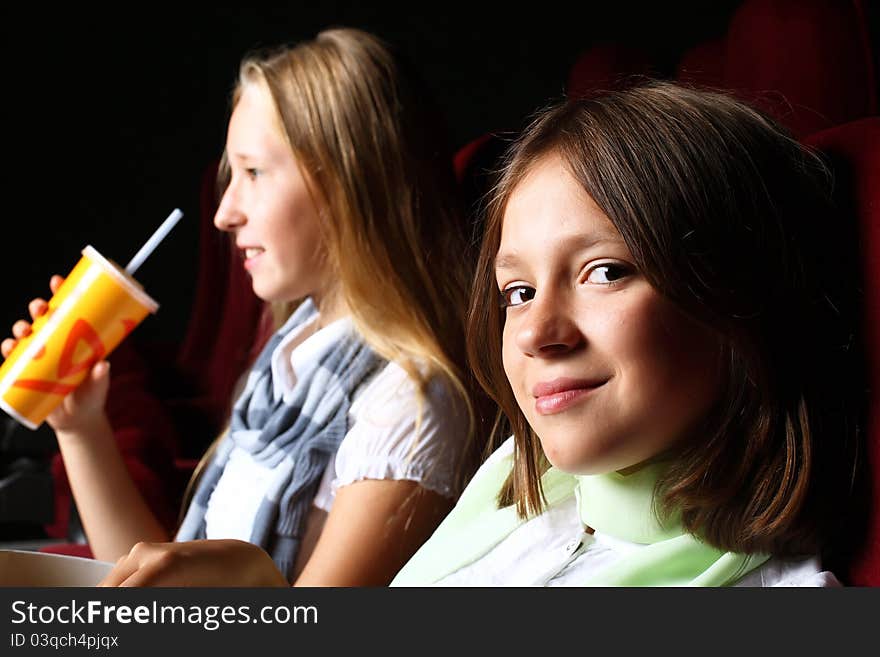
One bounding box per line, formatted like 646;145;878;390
497;155;721;475
214;83;330;304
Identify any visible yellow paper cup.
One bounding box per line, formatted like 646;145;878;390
0;246;158;429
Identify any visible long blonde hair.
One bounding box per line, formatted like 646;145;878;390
183;28;481;516
240;29;471;402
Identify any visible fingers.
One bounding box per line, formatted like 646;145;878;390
3;318;35;359
98;542;158;587
97;554;138;588
12;319;32;340
28;298;48;321
4;279;62;357
97;540;283;587
118;561;170;588
73;360;111;405
1;338;17;359
113;544;179;588
92;360;111;381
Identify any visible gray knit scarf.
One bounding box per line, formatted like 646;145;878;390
176;299;385;580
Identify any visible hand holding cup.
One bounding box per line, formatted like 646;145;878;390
0;210;179;431
2;276;112;434
2;275;65;357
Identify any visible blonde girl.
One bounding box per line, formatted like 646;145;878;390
5;28;481;586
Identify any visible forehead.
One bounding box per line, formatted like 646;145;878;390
498;154;623;258
226;83;288;157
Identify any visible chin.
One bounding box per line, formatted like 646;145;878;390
546;454;623;476
537;431;627;475
251;287;278;303
538;438;591;473
251;280;296;304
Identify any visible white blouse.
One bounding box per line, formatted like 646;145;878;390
201;314;468;541
433;438;840;587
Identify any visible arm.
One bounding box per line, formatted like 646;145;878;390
98;479;452;587
292;478;453;586
3;276;169;562
294;364;464;585
53;392;171;562
98;364;464;586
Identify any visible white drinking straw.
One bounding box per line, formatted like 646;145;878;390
125;208;184;275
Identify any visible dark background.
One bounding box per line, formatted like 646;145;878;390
0;1;767;345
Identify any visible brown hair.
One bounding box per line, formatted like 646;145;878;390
467;81;864;557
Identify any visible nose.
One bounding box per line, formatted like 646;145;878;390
514;292;583;358
213;180;246;232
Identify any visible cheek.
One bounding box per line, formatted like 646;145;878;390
270;198;325;260
616;294;721;435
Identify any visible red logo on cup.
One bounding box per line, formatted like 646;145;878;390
12;318;107;396
56;318;106;379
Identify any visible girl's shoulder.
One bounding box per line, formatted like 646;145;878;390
349;359;465;427
317;361;471;504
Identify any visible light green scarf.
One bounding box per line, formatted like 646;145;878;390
392;441;769;586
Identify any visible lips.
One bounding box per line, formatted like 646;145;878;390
238;245;265;270
532;377;607;416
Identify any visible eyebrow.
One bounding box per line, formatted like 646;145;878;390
494;233;625;270
228;151;258;163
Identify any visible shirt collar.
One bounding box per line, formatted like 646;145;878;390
270;312;354;402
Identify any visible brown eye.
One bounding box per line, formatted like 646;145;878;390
501;285;536;308
585;263;630;285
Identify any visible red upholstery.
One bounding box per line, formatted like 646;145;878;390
566;43;654;99
39;542;93;559
454;133;508;199
454;132;510;249
724;0;877;138
806;118;880;586
675;37;725;89
453;133;496;184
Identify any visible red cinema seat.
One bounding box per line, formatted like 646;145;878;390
723;0;878;138
675;37;725;89
566;43;655;100
454;132;510;250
